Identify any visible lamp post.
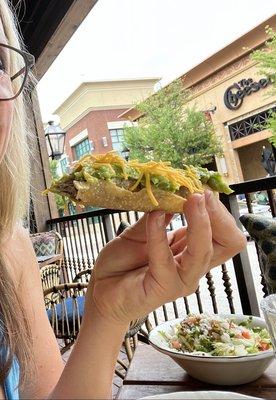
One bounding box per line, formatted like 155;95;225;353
45;121;66;160
121;146;130;161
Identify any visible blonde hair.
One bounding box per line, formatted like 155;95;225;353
0;0;30;232
0;0;33;387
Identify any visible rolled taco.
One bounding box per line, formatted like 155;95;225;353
45;151;233;213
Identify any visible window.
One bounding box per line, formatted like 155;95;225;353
102;136;108;147
60;157;69;174
73;138;91;160
228;107;276;141
109;128;124;154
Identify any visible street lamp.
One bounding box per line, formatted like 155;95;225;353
121;146;130;161
45;121;66;160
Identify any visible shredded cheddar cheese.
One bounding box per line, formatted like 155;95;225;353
145;172;159;206
75;151;128;178
74;151;203;206
129;172;143;191
128;159;203;205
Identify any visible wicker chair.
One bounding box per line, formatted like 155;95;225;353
44;282;129;379
44;282;87;354
71;220;149;361
31;230;64;269
40;264;61;293
73;268;93;283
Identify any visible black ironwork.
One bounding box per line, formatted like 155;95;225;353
245;193;253;213
172;301;179;319
45;121;66;160
47;176;276;317
267;189;276;217
221;263;235;314
228;175;276;194
228;107;276;141
205;272;218;314
195;287;203;313
121;147;130;161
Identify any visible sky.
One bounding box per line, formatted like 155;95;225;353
36;0;276;122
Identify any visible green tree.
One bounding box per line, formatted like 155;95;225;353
123;79;223;168
251;27;276;146
49;159;67;214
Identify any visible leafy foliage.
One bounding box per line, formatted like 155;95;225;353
251;27;276;147
49;159;67;213
123;79;223;168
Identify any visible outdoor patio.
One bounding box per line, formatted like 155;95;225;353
43;175;276;397
11;1;276;399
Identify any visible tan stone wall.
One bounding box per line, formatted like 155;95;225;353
56;79;159;130
187;60;276;184
237;139;268;181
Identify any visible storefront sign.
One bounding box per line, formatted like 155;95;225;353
224;78;270;110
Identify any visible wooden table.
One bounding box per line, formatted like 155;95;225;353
117;344;276;399
37;254;62;268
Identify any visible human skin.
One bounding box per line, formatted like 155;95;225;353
0;15;246;399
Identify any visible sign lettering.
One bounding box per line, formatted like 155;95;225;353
224;78;270;110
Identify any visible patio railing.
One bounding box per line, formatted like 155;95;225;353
46;175;276;319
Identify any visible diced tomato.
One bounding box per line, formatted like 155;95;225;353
242;330;251;339
260;342;270;351
171;340;182;350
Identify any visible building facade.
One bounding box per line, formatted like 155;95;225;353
54;78;160;175
121;16;276;184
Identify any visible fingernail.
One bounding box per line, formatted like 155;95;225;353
156;212;165;228
205;190;216;211
197;195;206;214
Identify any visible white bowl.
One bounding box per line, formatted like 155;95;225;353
140;391;262;399
148;314;274;386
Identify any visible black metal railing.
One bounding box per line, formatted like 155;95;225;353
47;209;143;283
228;107;276;141
46;175;276;318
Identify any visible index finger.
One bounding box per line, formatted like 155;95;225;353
120;213;173;243
205;190;246;250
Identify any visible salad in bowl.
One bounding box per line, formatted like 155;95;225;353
149;314;274;385
160;314;272;357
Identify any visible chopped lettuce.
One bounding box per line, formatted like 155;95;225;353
160;314;272;357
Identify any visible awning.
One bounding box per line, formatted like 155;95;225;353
12;0;98;79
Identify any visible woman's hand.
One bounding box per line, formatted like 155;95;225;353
88;191;246;325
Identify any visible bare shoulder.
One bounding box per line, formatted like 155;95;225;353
2;223;37;287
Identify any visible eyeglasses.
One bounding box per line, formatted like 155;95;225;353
0;43;35;101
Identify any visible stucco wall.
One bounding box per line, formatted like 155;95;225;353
187;58;276;183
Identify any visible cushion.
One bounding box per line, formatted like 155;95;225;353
30;231;56;257
47;296;85;327
240;214;276;295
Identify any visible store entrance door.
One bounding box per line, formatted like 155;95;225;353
236;139;270;181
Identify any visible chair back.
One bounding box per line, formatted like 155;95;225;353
44;283;87;353
73;268;93;283
30;230;64;268
41;264;61;293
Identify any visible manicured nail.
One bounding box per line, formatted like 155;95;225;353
197;195;206;214
205;190;216;210
156;212;165;228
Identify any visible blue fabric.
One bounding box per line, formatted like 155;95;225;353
47;296;85;323
4;357;20;400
